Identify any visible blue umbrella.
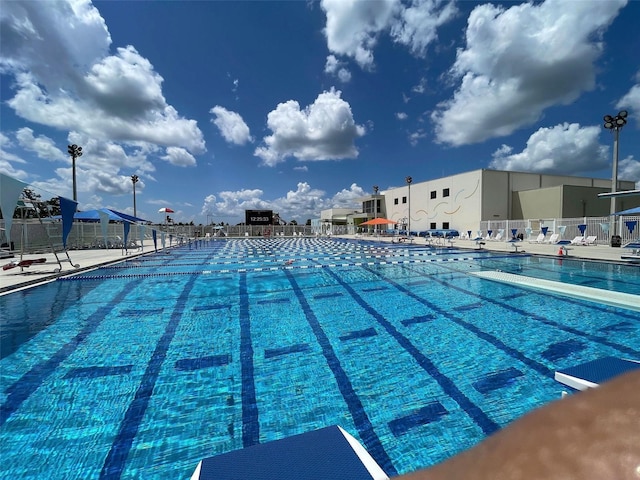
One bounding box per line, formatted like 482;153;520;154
613;206;640;215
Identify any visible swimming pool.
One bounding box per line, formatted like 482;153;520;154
1;238;639;478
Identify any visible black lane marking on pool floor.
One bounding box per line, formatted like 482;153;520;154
239;272;259;448
283;269;398;476
0;280;139;427
326;268;500;437
425;268;640;357
100;275;199;479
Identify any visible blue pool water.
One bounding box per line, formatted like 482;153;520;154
1;238;639;478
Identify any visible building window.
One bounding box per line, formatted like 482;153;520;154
442;222;450;229
394;198;398;205
402;196;407;204
430;222;437;229
430;191;436;199
362;199;378;214
442;188;450;197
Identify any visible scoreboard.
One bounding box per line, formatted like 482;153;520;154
245;210;273;225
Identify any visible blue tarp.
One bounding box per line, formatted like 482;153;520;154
73;208;148;223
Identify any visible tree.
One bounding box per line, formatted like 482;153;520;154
305;219;311;226
11;189;58;219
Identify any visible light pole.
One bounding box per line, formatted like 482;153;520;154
67;144;83;203
373;185;379;219
405;176;412;237
603;110;627;236
131;175;139;218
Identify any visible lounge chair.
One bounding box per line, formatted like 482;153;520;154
621;241;640;262
492;232;503;241
530;233;545;243
583;235;597;245
555;356;640;392
569;236;585;245
545;233;559;244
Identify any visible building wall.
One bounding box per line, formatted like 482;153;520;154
480;170;510;222
513;186;564;219
384;170;483;232
360;169;638;233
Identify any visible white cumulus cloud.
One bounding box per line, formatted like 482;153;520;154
489;123;608;175
617;73;640;123
200;182;366;224
0;0;205;155
161;147;197;167
433;0;627;146
321;0;455;69
254;88;365;167
210;106;253;145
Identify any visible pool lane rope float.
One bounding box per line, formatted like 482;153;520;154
58;256;481;281
98;250;447;270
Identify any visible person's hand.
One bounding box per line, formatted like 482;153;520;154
400;370;640;480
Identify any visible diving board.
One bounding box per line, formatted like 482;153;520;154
554;357;640;391
470;271;640;312
191;425;389;480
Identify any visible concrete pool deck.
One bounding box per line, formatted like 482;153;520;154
1;236;637;295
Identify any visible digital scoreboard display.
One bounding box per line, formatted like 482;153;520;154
245;210;273;225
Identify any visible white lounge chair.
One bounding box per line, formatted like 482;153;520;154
583;235;597;245
530;233;545;243
546;233;559;244
569;236;585;245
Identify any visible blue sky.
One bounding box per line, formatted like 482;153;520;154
1;0;639;225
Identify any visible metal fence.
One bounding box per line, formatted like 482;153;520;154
479;216;640;244
2;215;638;255
0;221;321;254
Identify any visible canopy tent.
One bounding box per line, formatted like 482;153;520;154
73;208;149;223
612;206;640;216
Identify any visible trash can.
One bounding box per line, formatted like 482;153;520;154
611;235;622;247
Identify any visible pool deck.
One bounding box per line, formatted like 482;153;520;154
1;236;637;295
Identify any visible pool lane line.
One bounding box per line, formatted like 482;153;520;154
368;266;556;379
99;248;219;479
61;256;483;280
419;257;640;321
323;268;500;437
239;272;259;447
471;271;640;315
413;257;640;354
0;280;139;427
447;272;638;356
400;263;639;361
283;269;397;476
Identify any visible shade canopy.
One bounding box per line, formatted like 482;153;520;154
73;208;149;223
158;207;175;213
613;206;640;216
360;218;397;226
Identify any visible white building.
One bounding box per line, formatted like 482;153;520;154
320;169;639;235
